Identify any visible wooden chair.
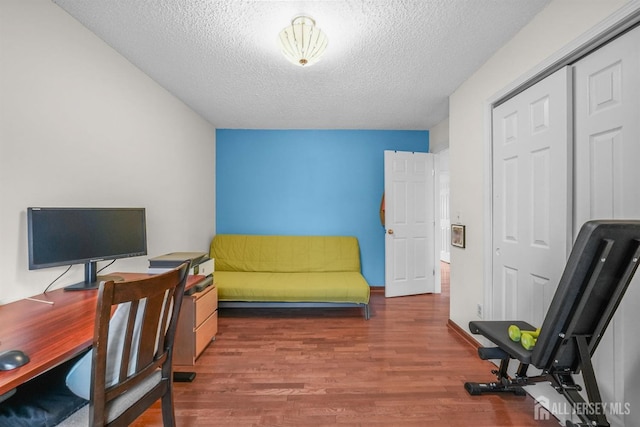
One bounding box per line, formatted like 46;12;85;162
61;262;189;426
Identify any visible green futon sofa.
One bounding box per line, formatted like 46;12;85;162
209;235;371;319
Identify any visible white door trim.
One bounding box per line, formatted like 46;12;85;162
433;149;450;294
482;1;640;321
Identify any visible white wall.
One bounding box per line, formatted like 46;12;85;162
428;117;449;154
0;0;216;303
448;0;627;328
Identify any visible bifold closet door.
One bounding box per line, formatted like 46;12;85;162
574;24;640;427
491;66;571;326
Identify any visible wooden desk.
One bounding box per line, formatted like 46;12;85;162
0;273;208;396
0;289;96;396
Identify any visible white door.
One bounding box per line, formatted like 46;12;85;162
574;25;640;427
384;151;435;297
491;66;571;326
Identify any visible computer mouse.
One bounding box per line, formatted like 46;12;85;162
0;350;30;371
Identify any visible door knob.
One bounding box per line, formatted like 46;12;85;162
388;229;394;235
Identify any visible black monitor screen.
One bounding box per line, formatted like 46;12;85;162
27;207;147;270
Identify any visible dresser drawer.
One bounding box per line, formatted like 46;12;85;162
194;285;217;327
194;310;218;358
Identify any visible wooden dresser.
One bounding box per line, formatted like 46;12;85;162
173;282;218;366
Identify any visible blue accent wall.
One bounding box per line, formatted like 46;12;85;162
216;129;429;286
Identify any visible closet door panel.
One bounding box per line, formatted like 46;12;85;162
574;24;640;427
491;67;571;326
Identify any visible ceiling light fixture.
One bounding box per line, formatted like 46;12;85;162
278;16;328;67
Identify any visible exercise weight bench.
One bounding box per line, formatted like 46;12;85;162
465;220;640;427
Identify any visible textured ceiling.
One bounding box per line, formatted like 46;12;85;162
52;0;551;130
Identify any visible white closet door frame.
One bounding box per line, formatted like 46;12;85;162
482;2;640;321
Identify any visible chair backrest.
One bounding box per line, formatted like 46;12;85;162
531;220;640;371
90;263;189;426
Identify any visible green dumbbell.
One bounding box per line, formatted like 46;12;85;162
521;332;538;350
508;325;540;342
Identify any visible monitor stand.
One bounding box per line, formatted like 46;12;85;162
64;280;101;291
64;262;123;291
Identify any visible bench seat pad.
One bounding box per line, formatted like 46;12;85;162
215;271;370;304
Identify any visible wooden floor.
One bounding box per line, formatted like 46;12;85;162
134;264;560;426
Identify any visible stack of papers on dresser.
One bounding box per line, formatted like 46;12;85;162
148;252;214;277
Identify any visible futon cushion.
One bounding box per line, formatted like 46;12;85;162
215;271;370;304
210;235;362;273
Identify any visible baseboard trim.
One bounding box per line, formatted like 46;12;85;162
447;319;480;350
370;286;384;294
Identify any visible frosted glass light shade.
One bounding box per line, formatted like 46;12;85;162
278;16;328;67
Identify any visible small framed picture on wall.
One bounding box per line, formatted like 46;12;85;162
451;224;466;248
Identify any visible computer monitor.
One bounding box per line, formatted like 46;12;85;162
27;207;147;291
